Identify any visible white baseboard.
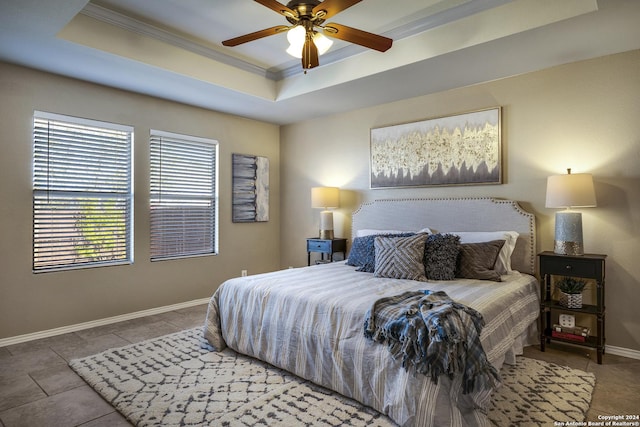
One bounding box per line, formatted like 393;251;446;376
606;344;640;360
0;298;210;348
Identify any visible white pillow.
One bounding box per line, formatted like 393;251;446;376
356;228;432;237
449;231;519;274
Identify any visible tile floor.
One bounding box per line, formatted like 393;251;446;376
1;304;639;426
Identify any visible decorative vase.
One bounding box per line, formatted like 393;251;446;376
559;291;582;309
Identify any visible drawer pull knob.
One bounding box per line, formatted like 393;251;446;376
565;265;572;270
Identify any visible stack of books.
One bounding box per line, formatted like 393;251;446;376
551;324;591;342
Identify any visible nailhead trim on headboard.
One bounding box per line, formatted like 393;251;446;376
351;197;536;275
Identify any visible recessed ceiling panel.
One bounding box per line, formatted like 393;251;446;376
91;0;467;71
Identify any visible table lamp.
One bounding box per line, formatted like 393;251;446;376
545;168;596;255
311;187;339;240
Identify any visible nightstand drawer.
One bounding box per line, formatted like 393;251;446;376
307;239;332;253
539;256;597;278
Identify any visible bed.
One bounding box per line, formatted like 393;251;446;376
204;198;540;426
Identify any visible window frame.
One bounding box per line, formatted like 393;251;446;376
32;111;134;273
149;129;219;261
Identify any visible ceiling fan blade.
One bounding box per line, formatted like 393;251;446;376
312;0;362;20
302;37;319;70
254;0;296;17
323;23;392;52
222;25;289;47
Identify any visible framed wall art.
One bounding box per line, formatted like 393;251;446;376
370;107;501;188
232;153;269;222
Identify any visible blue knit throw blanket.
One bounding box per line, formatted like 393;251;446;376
364;290;500;394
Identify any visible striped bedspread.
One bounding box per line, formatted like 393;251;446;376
204;262;539;427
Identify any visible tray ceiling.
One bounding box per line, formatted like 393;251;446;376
1;0;639;124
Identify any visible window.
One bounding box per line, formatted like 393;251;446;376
150;130;218;260
33;112;133;272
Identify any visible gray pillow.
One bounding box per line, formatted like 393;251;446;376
374;233;428;281
347;233;414;273
456;240;505;282
424;233;461;280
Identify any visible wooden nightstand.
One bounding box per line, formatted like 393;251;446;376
538;251;607;364
307;238;347;266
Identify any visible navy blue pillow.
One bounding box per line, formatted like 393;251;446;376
347;233;415;273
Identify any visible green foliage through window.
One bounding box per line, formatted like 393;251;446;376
75;199;128;261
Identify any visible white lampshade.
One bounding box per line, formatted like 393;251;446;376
545;171;596;208
311;187;339;240
545;169;596;256
311;187;339;209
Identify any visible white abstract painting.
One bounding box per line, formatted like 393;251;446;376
370;108;501;188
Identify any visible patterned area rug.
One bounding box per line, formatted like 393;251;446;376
69;328;595;426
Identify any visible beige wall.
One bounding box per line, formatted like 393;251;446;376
280;50;640;352
0;63;280;339
1;50;638;353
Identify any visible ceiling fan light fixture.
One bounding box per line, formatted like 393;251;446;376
286;25;305;58
313;32;333;56
286;28;333;58
222;0;393;72
287;25;305;45
286;43;303;58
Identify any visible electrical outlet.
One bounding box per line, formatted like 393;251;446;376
241;270;248;277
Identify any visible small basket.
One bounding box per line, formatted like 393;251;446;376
559;291;583;309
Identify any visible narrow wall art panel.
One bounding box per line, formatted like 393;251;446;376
232;153;269;222
370;107;501;188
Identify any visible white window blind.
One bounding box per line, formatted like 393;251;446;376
33;112;133;272
150;131;218;260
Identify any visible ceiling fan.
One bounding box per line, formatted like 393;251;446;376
222;0;393;72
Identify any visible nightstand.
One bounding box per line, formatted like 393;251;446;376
307;238;347;266
538;251;607;364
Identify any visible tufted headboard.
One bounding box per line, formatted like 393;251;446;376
351;198;536;275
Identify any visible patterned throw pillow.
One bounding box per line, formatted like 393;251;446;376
373;233;429;281
456;240;506;282
424;233;461;280
347;233;414;273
